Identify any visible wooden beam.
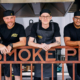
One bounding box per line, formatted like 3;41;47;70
0;0;74;3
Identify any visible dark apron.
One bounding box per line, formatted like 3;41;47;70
34;23;57;78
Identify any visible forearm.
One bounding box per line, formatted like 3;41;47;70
12;41;26;48
65;41;78;46
0;44;5;47
49;41;61;47
28;41;41;48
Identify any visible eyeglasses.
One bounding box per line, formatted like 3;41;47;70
74;17;80;20
41;16;51;19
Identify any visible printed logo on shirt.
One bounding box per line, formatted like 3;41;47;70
11;33;18;37
37;35;42;39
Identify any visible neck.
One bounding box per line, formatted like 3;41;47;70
74;24;80;29
42;23;49;29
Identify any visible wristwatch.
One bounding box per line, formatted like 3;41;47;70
9;43;13;48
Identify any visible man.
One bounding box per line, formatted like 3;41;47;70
64;11;80;80
28;9;61;80
0;10;26;80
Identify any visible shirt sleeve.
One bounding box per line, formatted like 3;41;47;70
64;26;70;37
18;25;26;37
30;23;37;38
54;23;61;37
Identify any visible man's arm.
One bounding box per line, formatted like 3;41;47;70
0;36;8;54
7;25;26;53
12;37;26;48
64;37;79;46
28;37;61;51
42;37;61;51
7;37;26;53
49;37;61;47
0;43;8;54
63;24;79;46
28;37;47;49
28;37;40;48
48;23;61;48
0;37;26;48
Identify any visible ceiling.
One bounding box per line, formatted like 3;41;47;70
0;0;75;17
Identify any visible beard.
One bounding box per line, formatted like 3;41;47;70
7;22;15;27
74;22;80;27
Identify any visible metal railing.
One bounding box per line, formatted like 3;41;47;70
0;46;79;80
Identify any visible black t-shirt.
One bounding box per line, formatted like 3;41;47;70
64;23;80;41
64;23;80;54
0;23;26;46
30;22;60;38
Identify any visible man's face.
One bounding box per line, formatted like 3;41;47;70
39;13;52;25
3;16;16;27
73;16;80;27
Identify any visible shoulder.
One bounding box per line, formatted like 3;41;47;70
0;23;6;29
64;23;73;36
51;22;59;28
15;22;24;29
51;22;60;30
64;23;73;30
52;22;59;25
50;22;59;26
0;23;6;27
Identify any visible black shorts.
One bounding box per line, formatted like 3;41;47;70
1;53;20;77
3;64;20;77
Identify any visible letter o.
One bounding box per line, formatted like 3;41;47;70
18;49;31;61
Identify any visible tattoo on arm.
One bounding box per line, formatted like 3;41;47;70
56;41;60;44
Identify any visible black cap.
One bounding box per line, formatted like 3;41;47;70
40;9;51;16
74;11;80;17
3;10;14;17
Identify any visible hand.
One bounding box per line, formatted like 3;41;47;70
0;46;8;54
39;43;46;48
6;45;12;53
43;44;51;51
39;43;51;51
